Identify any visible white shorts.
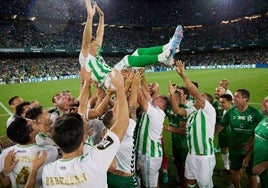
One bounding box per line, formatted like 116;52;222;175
137;154;162;187
185;153;216;188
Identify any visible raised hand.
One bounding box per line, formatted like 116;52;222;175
169;80;176;95
174;60;185;77
95;3;104;17
85;0;96;17
109;69;124;90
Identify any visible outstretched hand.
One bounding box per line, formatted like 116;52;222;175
174;60;185;77
95;3;104;17
109;69;124;90
85;0;96;17
169;80;176;95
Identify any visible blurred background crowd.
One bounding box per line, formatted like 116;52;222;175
0;0;267;84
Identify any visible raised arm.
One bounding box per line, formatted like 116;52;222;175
78;67;91;116
24;151;47;188
81;0;96;57
175;60;205;109
169;81;187;117
87;89;112;119
128;71;141;120
95;3;104;46
109;69;129;141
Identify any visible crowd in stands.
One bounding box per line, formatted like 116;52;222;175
0;0;267;26
0;0;267;50
0;58;80;84
0;0;267;84
0;49;267;84
0;15;267;50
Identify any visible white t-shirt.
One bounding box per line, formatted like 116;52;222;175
42;131;120;188
6;114;15;127
115;118;136;173
0;144;58;188
35;132;56;146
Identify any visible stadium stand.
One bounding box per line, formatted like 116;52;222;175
0;0;267;83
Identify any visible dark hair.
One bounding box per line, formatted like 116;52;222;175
159;95;170;112
52;113;84;153
191;81;199;89
15;102;30;116
52;93;60;103
25;106;43;120
236;89;250;102
8;96;20;105
102;110;114;129
219;94;233;102
203;93;214;104
179;86;190;99
7;117;33;144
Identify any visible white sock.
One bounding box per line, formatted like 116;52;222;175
114;56;129;70
222;153;230;170
158;49;170;63
132;49;139;56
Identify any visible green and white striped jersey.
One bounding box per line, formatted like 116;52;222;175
186;100;216;155
136;102;166;157
79;52;111;86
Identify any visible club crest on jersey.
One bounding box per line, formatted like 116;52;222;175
97;136;114;150
247;115;253;122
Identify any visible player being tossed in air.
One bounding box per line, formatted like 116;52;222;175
79;0;183;89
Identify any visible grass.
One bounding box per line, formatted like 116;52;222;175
0;68;267;187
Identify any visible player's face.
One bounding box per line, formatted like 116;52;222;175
219;81;227;89
11;97;24;111
57;94;74;111
219;98;231;110
233;92;247;106
214;87;225;99
89;40;99;56
149;83;159;97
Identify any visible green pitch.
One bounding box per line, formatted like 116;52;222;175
0;68;267;187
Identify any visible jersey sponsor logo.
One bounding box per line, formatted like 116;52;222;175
237;116;246;120
45;173;87;185
59;166;66;170
97;136;114;150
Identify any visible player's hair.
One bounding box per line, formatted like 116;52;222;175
191;81;199;89
236;89;250;102
52;93;60;103
15;102;30;116
102;110;114;129
159;95;170;112
8;96;20;105
7;117;33;144
219;94;233;102
25;106;43;120
52;113;84;153
203;93;214;104
178;86;190;99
